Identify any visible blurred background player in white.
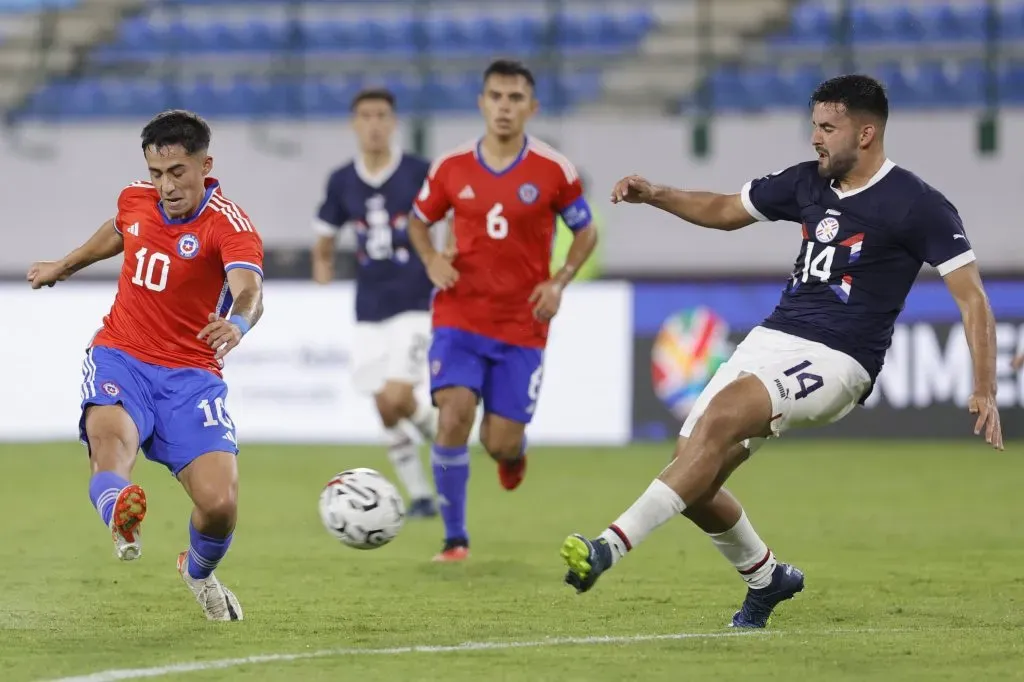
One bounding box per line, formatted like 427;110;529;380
561;75;1004;628
312;88;439;518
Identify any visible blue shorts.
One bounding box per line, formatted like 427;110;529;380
428;327;545;424
79;346;238;475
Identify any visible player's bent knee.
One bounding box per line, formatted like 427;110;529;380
375;382;415;426
479;415;525;461
433;387;477;443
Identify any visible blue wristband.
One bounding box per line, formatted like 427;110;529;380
228;314;251;336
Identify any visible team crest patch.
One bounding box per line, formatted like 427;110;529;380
101;382;121;397
517;183;539;205
815;217;840;243
177;233;200;259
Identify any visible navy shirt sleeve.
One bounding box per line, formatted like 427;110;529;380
902;190;976;276
314;170;350;235
741;164;804;223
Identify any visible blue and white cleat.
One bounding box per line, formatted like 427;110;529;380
731;563;805;628
561;534;613;594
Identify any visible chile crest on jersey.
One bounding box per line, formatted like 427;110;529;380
177;233;201;259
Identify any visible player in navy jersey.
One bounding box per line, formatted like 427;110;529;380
312;88;440;518
560;75;1005;627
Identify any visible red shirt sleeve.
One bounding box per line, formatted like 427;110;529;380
213;205;265;279
413;158;452;224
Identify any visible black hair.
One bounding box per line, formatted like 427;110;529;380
810;75;889;122
140;109;211;155
350;87;396;112
483;59;536;89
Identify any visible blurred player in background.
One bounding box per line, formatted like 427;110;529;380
312;88;439;519
561;75;1004;627
408;59;599;562
26;110;263;621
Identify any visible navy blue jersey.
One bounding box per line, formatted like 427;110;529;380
742;159;975;391
315;153;433;322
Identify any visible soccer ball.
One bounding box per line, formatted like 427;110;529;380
318;468;405;549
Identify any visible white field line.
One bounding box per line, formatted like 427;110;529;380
42;628;901;682
44;630;767;682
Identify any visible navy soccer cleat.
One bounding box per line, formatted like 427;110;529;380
561;534;613;594
406;497;438;519
731;563;805;628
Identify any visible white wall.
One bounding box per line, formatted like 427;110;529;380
3;110;1022;276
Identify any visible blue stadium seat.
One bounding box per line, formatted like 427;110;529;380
0;0;78;12
96;10;654;59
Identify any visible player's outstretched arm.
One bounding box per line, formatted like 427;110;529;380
408;214;458;290
198;268;264;361
944;262;1004;450
26;218;123;288
611;175;756;231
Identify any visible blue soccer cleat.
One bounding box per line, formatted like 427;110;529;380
731;563;805;628
561;534;613;594
406;497;438;519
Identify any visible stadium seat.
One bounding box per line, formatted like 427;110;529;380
0;0;78;12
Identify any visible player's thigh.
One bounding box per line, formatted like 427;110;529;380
383;311;431;387
79;346;156;472
351;321;389;395
681;326;828;453
750;339;871;437
481;343;544;425
147;368;239;477
177;450;239;521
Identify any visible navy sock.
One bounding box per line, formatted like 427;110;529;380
89;471;130;526
432;444;470;543
187;520;233;580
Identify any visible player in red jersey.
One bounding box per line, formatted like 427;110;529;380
26;110;263;621
407;59;599;561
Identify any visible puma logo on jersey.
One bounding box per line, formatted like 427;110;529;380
126;223;140;236
458;185;475;200
825;209;842;216
953;233;966;241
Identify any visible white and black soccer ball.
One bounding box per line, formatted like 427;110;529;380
318;468;405;549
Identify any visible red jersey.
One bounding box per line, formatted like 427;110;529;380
91;178;264;375
413;136;590;348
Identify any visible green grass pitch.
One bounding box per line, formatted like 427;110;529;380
1;440;1022;682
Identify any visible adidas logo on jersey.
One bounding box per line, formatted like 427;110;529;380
126;223;140;236
458;185;475;200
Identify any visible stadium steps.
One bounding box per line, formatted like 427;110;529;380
583;0;795;114
0;0;143;111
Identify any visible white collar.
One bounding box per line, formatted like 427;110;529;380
355;145;403;188
831;158;896;199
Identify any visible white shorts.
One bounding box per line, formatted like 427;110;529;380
351;311;432;395
679;326;871;452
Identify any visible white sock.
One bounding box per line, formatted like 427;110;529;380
707;510;777;589
386;427;433;501
408;400;438;441
599;479;686;565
